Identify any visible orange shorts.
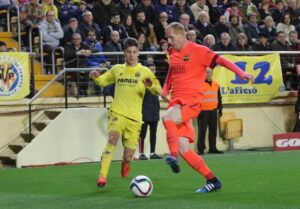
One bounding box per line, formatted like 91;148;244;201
168;96;202;142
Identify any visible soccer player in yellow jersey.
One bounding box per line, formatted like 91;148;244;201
89;38;162;188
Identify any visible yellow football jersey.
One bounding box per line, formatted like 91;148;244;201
93;63;162;122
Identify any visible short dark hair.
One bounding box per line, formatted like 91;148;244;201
124;37;138;50
0;41;6;47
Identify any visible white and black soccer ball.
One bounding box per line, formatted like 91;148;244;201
130;175;153;197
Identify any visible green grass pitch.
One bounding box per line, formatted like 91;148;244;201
0;151;299;209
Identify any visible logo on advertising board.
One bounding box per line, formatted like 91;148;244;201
273;133;300;151
0;55;23;96
0;53;30;100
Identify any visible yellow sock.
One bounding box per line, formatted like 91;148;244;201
99;143;116;178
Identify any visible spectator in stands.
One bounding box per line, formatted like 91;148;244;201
285;0;300;26
92;0;117;29
239;0;260;24
133;10;159;49
104;30;123;65
73;1;89;23
203;34;216;49
155;39;169;85
62;17;82;46
224;1;242;23
155;0;173;18
270;31;295;90
121;14;136;38
137;33;156;51
84;29;108;67
194;11;216;41
79;11;102;41
154;12;169;43
214;15;230;39
0;0;17;9
58;0;77;27
258;0;271;24
235;32;253;50
214;32;236;51
252;32;270;50
190;0;209;22
39;10;64;73
259;15;277;43
0;41;7;52
132;0;158;25
179;13;196;32
207;0;223;25
288;30;300;66
187;29;202;44
20;0;44;30
64;33;94;95
103;13;128;44
243;12;260;45
270;0;285;24
171;0;195;24
228;14;245;44
64;33;93;67
42;0;58;18
276;13;296;41
116;0;133;19
139;61;162;161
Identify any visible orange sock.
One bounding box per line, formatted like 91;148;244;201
163;120;179;158
181;149;215;180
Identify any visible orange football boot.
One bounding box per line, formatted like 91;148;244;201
121;161;130;178
97;176;107;188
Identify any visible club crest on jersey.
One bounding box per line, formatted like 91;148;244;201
183;55;189;62
135;72;141;78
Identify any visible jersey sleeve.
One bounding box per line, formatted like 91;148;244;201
93;67;115;87
198;45;219;69
144;68;162;96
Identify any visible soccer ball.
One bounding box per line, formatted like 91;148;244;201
130;175;153;197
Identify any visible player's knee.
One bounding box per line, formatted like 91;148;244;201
162;113;171;122
108;131;119;145
178;138;190;154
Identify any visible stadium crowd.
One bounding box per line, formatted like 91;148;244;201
1;0;300;91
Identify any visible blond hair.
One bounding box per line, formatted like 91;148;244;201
166;22;186;33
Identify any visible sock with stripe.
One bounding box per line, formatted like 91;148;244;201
181;149;215;180
99;143;116;178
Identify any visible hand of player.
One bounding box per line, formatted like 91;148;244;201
242;73;255;83
160;91;170;103
143;78;153;87
89;70;100;79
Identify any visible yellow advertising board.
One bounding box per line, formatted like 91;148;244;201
0;52;30;100
213;54;283;104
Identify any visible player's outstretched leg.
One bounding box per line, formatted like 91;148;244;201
181;148;222;192
97;143;116;188
196;177;222;193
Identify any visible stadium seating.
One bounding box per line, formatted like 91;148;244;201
219;112;243;151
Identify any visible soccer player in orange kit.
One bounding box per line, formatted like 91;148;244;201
161;22;255;193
